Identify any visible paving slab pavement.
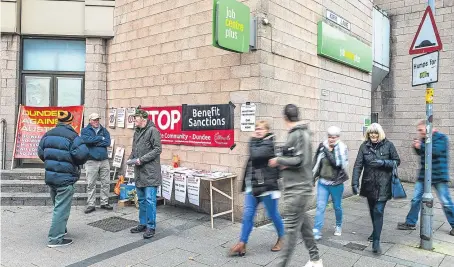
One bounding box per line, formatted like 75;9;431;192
1;182;454;267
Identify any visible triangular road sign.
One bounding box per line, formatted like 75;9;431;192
409;6;443;55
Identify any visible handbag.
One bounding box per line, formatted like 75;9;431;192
391;161;407;199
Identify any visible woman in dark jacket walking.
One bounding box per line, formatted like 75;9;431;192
352;123;400;254
229;120;284;256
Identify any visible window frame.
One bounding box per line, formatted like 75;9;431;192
18;37;86;168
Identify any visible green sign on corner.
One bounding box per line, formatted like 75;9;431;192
213;0;250;53
317;21;372;72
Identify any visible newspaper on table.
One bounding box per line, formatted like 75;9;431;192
174;172;187;203
187;174;201;206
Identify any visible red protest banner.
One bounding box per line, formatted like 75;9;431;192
13;105;84;159
141;105;234;148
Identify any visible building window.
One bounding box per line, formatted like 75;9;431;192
20;38;86;166
21;38;85;107
23;39;86;72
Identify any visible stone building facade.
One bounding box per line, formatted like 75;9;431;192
6;0;447;219
107;0;374;217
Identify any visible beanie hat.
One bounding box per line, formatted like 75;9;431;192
134;109;149;119
58;111;74;123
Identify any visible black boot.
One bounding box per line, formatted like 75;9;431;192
372;240;382;254
143;228;155;239
368;233;373;242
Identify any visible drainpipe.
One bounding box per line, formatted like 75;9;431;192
1;119;7;170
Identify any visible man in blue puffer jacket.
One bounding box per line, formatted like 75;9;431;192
38;111;89;248
81;113;112;214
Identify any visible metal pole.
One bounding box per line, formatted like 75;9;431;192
420;0;435;250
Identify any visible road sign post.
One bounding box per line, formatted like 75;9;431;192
420;0;437;251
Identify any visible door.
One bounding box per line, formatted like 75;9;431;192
20;75;84;166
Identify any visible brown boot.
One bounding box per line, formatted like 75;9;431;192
229;242;246;256
271;238;283;252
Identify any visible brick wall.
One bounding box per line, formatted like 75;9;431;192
373;0;453;182
258;0;373;182
107;0;374;220
0;35;20;170
108;0;263;216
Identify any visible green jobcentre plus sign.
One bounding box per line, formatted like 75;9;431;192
317;21;372;72
213;0;250;53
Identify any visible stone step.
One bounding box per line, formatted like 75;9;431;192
0;169;46;180
0;180;117;193
0;169;117;180
1;192;118;206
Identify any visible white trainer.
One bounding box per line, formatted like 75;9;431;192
334;226;342;236
313;229;322;240
304;259;324;267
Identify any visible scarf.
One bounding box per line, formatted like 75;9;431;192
312;140;348;177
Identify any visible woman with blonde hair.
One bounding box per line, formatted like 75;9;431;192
229;120;284;256
351;123;400;254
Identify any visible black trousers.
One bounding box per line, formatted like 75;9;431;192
367;198;387;241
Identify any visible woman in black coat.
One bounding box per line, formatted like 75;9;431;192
352;123;400;254
229;120;284;256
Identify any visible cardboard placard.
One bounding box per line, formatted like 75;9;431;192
112;146;125;168
187;175;200;206
116;108;126;128
108;108;117;128
174;173;187;203
126;107;136;129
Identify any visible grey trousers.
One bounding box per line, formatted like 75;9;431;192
277;192;320;266
86;159;110;206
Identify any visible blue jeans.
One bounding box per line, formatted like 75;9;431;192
314;183;344;232
240;193;285;243
406;181;454;227
136;186;157;230
367;198;387;241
